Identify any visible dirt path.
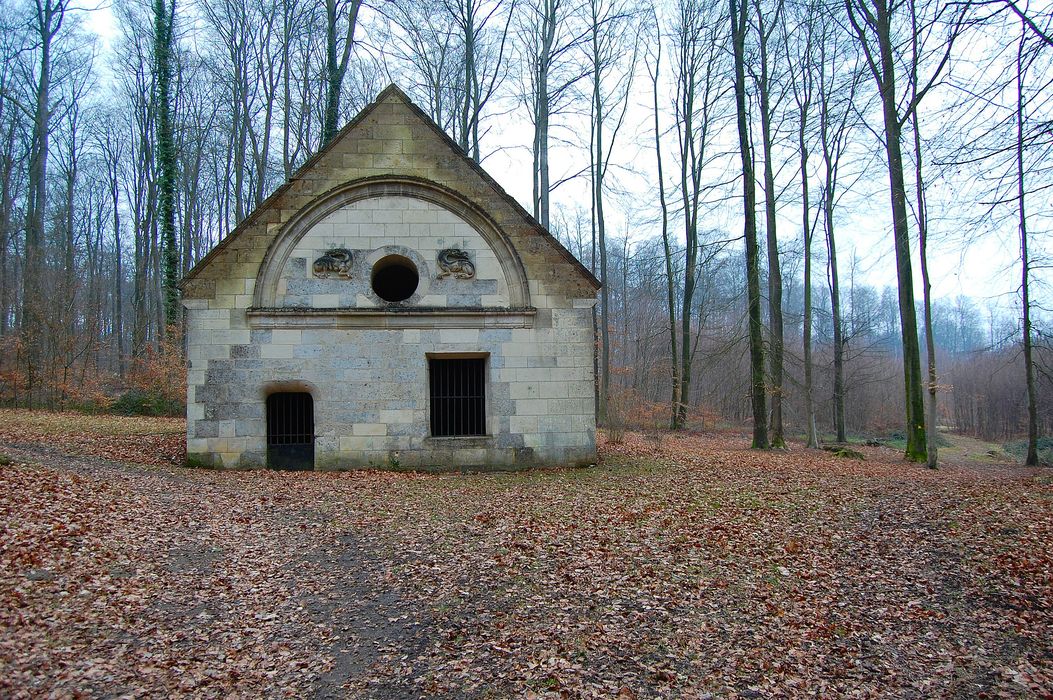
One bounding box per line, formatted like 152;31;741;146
0;443;438;699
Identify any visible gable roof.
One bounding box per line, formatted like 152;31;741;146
180;84;600;292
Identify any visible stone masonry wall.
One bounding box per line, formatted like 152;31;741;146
276;196;509;308
185;194;596;470
182;87;598;470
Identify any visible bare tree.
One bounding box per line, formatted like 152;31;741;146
1014;21;1042;464
784;0;819;447
730;0;768;448
813;1;862;443
906;1;939;468
18;0;72;406
670;0;727;429
585;0;638;423
443;0;517;161
971;0;1053;47
323;0;363;144
0;25;27;338
646;12;679;427
845;0;964;462
382;0;464;135
518;0;588;228
749;0;787;447
154;0;178;327
96;111;126;376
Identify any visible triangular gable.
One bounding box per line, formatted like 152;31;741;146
180;84;600;299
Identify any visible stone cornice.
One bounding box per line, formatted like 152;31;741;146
246;307;537;329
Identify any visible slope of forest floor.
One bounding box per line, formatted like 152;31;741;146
0;410;1050;698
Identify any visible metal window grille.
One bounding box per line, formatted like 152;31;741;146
266;392;314;469
429;358;486;437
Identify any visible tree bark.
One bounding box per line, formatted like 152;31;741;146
649;36;680;428
593;55;610;424
824;177;846;443
910;4;937;469
1016;28;1038;466
793;33;818;448
731;0;768;449
847;0;926;462
23;0;66;407
754;0;786;448
155;0;179;329
323;0;362;145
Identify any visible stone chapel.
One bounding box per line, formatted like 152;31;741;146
179;85;600;470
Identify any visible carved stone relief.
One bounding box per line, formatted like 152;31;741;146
312;248;353;279
436;248;475;280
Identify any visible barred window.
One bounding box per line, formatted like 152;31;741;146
429;357;486;437
266;392;314;470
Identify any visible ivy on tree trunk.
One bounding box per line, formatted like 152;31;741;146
155;0;179;330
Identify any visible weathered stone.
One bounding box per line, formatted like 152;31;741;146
180;85;599;471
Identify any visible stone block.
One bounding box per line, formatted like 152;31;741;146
308;293;338;308
213;329;250;345
190;344;230;361
509;415;538;434
539;382;570;399
211;294;238;310
509;382;539;399
261;345;295;359
271;330;302;345
513;398;548;416
439;328;479;344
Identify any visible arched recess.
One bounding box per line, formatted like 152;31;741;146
253;177;531;309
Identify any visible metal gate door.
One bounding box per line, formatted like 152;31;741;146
266;392;314;470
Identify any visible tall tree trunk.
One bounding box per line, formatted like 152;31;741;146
1017;28;1038;466
650;42;680;428
460;0;477;157
282;0;293;179
848;0;926;462
756;0;785;448
23;0;64;408
133;219;148;355
910;6;937;469
593;63;610;424
155;0;179;329
879;78;926;462
677;68;697;433
110;150;125;378
0;120;14;337
914;117;938;469
816;9;852;444
531;0;556;229
731;0;768;449
323;0;362;145
799;100;818;449
824;179;846;443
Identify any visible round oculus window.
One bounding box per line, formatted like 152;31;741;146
371;255;419;302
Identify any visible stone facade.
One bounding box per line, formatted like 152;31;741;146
180;85;600;471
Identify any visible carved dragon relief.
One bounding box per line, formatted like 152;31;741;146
436;248;475;280
312;248;353;279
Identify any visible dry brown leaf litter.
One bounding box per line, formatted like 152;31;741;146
1;412;1050;698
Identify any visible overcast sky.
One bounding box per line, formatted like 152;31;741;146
82;3;1048;318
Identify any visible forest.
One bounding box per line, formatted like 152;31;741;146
0;0;1049;464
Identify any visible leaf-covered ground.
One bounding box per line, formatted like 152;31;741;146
0;409;185;467
1;411;1051;698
